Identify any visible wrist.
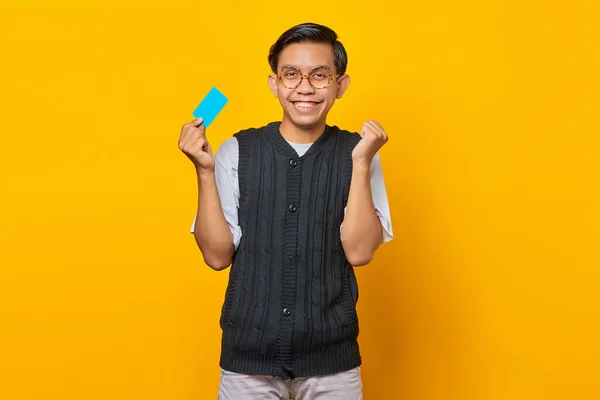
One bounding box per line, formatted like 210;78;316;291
352;156;371;171
195;167;215;181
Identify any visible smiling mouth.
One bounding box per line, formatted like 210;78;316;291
292;101;320;109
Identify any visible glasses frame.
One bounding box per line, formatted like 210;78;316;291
277;66;340;90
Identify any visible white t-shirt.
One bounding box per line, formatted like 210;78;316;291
191;137;394;249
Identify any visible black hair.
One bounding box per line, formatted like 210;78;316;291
268;23;348;75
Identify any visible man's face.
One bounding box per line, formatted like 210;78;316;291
268;42;350;130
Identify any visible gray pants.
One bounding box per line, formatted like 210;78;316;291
218;367;363;399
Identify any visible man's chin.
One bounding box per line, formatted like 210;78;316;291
293;120;322;131
286;113;325;129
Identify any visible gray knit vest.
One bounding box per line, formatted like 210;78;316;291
219;121;362;379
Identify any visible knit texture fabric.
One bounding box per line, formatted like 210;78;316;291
219;121;362;379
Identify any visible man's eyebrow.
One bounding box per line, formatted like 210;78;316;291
280;64;332;71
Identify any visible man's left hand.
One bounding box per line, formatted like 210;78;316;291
352;120;389;165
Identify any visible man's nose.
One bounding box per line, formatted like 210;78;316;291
296;76;316;94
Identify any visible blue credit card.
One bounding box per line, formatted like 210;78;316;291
192;87;228;127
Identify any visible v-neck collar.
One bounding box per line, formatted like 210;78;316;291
266;121;333;158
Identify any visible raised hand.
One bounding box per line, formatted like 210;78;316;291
352;120;388;164
178;118;215;171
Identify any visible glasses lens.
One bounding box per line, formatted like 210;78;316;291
308;67;332;89
281;67;302;88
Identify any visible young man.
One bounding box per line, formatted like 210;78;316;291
179;23;393;399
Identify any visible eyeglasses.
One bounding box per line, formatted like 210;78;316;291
278;66;340;89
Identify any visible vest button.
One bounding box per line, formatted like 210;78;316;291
283;308;292;316
289;159;298;167
288;204;297;213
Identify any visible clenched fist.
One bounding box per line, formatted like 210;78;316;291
352;120;389;164
178;118;214;171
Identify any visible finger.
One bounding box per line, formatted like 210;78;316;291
186;124;206;140
182;117;202;130
370;120;383;129
197;139;208;156
183;117;203;128
186;132;207;152
180;119;204;140
180;122;200;142
196;135;211;152
186;137;206;157
179;127;193;146
371;121;387;139
365;121;385;139
363;121;379;132
179;129;194;150
195;136;208;154
361;124;376;139
365;120;382;133
192;117;204;127
184;126;206;143
179;127;197;148
180;129;202;150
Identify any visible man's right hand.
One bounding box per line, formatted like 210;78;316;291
178;118;215;171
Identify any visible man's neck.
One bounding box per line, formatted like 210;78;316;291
279;117;326;144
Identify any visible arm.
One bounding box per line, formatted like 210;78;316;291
341;161;383;266
341;120;389;266
179;117;234;271
193;169;235;270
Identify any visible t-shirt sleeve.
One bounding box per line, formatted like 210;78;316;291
369;153;393;243
190;138;242;250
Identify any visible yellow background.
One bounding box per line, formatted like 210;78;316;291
1;1;599;399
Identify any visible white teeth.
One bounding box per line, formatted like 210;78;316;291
294;102;317;108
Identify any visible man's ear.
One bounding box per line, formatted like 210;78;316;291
336;74;351;99
268;74;279;98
